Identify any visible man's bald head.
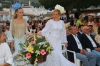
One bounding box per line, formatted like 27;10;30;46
83;26;90;34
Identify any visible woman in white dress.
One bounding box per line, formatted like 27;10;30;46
9;8;33;66
38;9;76;66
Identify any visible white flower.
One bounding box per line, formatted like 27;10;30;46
35;50;40;55
55;4;65;13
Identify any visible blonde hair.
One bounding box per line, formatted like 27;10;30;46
53;9;61;16
13;8;22;19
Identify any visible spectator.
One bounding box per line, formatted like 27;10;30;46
0;29;13;66
88;25;94;36
77;25;84;36
81;26;100;66
67;26;96;66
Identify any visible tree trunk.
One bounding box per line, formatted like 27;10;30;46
65;9;69;20
77;8;81;19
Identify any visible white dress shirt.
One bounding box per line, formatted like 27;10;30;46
0;42;13;65
72;34;83;50
86;34;97;47
79;31;83;34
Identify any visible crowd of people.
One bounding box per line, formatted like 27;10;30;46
64;15;100;66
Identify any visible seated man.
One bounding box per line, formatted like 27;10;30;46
67;26;96;66
77;25;84;37
0;29;13;66
81;25;100;66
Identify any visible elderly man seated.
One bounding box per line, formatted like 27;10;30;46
0;29;13;66
81;25;100;66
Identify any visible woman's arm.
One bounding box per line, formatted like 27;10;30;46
38;20;51;37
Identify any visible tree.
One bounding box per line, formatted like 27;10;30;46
39;0;100;19
70;0;100;18
39;0;72;19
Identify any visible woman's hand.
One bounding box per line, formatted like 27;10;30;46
4;63;11;66
28;32;33;37
63;43;68;47
10;41;14;50
37;31;42;36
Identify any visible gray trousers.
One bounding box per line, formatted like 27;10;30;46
76;52;96;66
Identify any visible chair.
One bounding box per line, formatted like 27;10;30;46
62;44;83;66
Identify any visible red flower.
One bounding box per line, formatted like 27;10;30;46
30;41;35;45
40;49;46;55
26;53;31;59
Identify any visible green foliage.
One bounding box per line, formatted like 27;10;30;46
36;36;46;44
0;7;3;10
38;0;100;11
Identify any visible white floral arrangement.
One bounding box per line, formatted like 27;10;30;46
55;4;65;13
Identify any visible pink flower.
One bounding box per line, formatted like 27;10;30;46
26;53;31;59
30;41;35;44
40;49;46;55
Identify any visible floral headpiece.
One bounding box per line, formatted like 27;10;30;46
12;2;22;10
55;4;65;13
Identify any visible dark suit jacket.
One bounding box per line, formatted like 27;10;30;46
77;32;82;37
67;34;86;62
67;34;86;53
80;33;100;50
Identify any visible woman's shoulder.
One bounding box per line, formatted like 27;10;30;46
59;20;65;24
46;19;53;24
23;18;27;22
48;19;53;22
23;18;27;21
60;20;64;22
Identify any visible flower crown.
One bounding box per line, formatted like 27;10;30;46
55;4;65;13
12;2;22;10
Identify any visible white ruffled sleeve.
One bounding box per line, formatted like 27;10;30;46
61;21;68;43
41;20;51;37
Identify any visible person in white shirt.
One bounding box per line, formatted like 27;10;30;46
0;29;13;66
81;26;100;66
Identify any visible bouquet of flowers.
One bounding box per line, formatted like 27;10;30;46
19;35;53;65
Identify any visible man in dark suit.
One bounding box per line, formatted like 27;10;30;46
67;26;96;66
81;25;100;66
77;25;84;37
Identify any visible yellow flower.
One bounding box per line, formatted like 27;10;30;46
27;46;34;53
48;49;50;53
65;25;68;29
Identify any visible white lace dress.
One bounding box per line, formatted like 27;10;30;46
38;19;76;66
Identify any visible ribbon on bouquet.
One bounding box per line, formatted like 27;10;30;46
38;41;47;45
